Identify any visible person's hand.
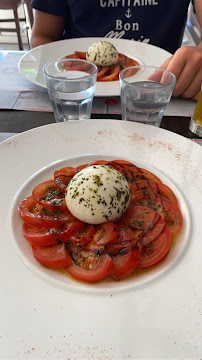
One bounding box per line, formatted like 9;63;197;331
160;45;202;101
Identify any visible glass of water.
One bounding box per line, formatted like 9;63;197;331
119;65;176;127
43;59;97;122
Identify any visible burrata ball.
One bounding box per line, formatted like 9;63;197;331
65;165;131;224
86;41;119;67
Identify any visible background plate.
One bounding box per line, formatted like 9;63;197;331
18;37;171;97
1;120;202;359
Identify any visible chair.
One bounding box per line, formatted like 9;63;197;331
0;0;32;50
22;0;33;28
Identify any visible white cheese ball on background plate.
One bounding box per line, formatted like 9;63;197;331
65;165;131;224
86;41;119;67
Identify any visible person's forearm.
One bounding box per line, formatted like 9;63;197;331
197;41;202;52
30;35;55;48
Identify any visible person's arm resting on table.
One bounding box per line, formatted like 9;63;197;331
30;10;65;48
160;0;202;101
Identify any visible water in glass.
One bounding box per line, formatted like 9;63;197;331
47;71;95;122
121;80;172;126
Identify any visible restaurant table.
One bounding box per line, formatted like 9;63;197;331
1;48;202;360
0;48;201;143
0;110;199;139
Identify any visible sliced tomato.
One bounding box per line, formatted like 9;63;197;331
68;224;95;247
111;161;161;184
63;52;140;82
18;196;77;227
158;183;178;204
127;58;139;67
74;51;87;59
69;61;93;72
68;245;101;270
132;169;162;184
118;53;128;68
118;53;139;69
54;164;87;193
129;182;138;192
97;67;109;80
103;160;126;177
133;196;164;219
18;196;47;227
112;159;140;170
160;196;183;236
64;253;113;282
32;243;72;268
23;223;64;245
137;225;171;269
64;54;80;59
117;53;139;75
106;226;136;255
87;160;107;166
130;189;145;202
23;219;84;245
59;219;85;242
117;205;160;232
136;216;165;250
74;163;88;172
93;222;120;246
54;167;76;193
108;213;165;255
62;60;84;71
136;180;159;194
32;180;67;210
130;180;159;202
38;205;76;227
119;167;142;183
136;196;183;237
106;160;141;183
109;248;140;280
99;64;120;82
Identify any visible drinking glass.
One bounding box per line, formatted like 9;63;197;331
43;59;97;122
189;88;202;137
119;65;176;127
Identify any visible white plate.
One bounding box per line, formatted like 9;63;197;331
9;155;190;295
18;37;171;97
1;120;202;359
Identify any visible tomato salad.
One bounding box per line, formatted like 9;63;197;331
62;51;139;82
18;159;183;283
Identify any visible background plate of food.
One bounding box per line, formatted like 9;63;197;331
19;37;171;96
